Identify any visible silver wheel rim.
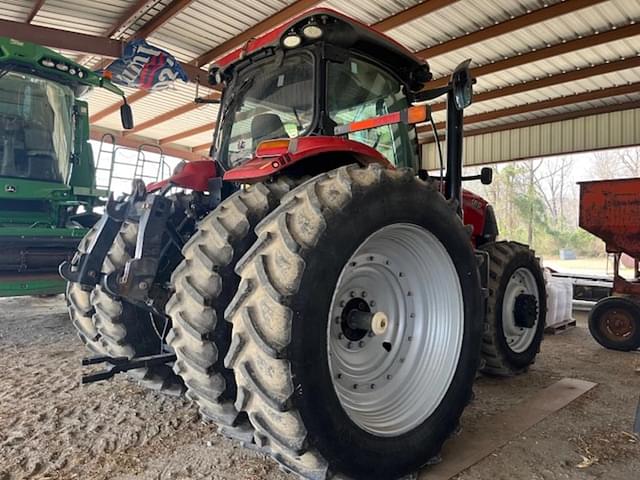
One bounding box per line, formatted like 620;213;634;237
327;223;464;437
502;267;539;353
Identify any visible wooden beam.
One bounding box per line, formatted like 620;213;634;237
106;0;153;38
90;128;209;162
371;0;459;32
193;142;212;152
123;93;220;135
193;0;323;68
160;122;216;144
90;90;148;123
421;100;640;143
132;0;193;40
26;0;46;24
419;82;640;134
427;56;640;113
417;0;607;59
0;18;123;57
428;23;640;88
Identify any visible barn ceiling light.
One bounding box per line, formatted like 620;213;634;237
282;31;302;48
302;20;323;40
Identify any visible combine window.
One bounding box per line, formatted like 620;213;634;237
327;57;418;170
0;71;73;183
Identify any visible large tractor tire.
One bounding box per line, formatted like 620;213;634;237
166;179;295;442
479;241;546;376
588;296;640;351
225;165;483;480
66;225;105;354
90;220;185;395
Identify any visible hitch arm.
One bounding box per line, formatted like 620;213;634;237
81;353;176;384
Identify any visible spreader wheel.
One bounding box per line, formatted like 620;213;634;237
225;165;483;479
588;296;640;351
479;241;547;376
166;179;295;442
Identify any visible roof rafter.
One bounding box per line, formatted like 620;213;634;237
0;18;208;86
160;122;217;144
372;0;459;31
428;23;640;88
120;93;220;135
90;128;207;162
419;82;640;136
425;56;640;115
417;0;608;59
422;100;640;145
26;0;46;24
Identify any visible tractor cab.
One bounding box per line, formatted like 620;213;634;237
210;9;431;177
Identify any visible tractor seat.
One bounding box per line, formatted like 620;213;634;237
251;113;289;149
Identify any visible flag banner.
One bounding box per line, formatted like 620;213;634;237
102;39;188;91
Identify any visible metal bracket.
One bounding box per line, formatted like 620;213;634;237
59;195;131;288
102;194;173;303
81;353;176;384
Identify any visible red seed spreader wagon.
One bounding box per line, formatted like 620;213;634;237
579;177;640;351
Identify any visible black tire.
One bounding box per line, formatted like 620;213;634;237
91;220;184;396
166;179;296;442
588;296;640;351
225;165;483;480
479;241;547;376
66;225;106;354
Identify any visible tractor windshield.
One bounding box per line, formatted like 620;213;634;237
0;71;74;183
216;53;314;169
328;57;418;169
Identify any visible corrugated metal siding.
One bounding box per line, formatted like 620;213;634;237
422;107;640;169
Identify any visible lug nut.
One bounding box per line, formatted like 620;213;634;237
338;333;343;339
370;384;375;389
139;281;148;290
350;291;355;297
387;374;392;380
337;373;342;379
368;331;374;337
361;291;367;298
369;300;376;307
399;272;404;277
347;342;352;349
353;384;358;390
359;341;364;348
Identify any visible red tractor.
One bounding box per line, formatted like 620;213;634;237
62;9;546;479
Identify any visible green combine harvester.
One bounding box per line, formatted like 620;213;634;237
0;37;132;297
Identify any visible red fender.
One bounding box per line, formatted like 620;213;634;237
147;160;217;193
223;136;392;183
462;189;489;244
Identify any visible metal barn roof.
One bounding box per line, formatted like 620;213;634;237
1;0;639;164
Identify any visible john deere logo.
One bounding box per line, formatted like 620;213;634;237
4;185;16;193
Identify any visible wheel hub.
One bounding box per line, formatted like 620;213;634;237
513;293;538;328
602;309;634;340
327;223;464;437
502;267;541;353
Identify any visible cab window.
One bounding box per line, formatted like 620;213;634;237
327;57;418;169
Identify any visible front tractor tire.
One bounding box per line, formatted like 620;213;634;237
225;165;483;480
479;241;547;376
166;179;295;441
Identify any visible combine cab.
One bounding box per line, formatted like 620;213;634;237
63;9;546;479
0;37;132;296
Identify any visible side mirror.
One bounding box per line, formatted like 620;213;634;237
451;59;474;111
480;167;493;185
462;167;493;184
120;100;134;130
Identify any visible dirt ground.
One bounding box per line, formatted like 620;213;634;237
0;295;638;480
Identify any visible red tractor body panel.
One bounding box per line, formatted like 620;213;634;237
462;189;490;243
147;160;217;193
214;8;421;72
223;136;392;183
